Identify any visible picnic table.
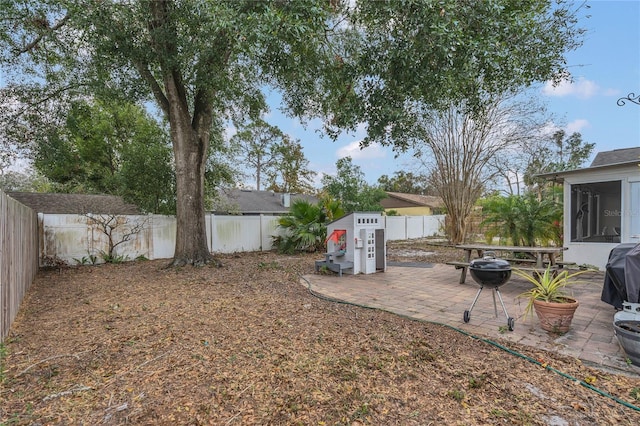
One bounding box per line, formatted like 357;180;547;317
447;244;569;284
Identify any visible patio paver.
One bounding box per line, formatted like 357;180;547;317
302;263;640;376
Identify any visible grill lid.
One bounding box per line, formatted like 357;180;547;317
470;254;510;270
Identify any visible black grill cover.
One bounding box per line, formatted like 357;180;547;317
625;244;640;303
601;243;640;309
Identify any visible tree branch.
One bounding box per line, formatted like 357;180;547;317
16;13;70;55
134;61;170;116
43;385;92;402
17;350;91;377
148;1;188;109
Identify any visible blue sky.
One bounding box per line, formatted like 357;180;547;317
258;0;640;187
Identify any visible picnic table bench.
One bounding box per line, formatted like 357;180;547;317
449;244;568;284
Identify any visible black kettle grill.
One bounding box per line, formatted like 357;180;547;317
464;252;515;331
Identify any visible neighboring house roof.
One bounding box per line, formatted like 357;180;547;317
211;189;319;215
380;192;444;209
537;147;640;182
7;192;142;215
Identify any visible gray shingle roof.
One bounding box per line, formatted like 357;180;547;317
590;147;640;167
211;189;318;214
6;192;141;215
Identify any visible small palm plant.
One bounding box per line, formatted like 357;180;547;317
514;268;588;317
514;267;592;333
273;197;345;254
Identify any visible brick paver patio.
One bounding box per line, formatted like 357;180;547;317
302;263;640;376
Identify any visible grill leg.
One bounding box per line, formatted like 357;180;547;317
491;289;498;317
467;286;484;314
464;286;514;331
494;288;510;320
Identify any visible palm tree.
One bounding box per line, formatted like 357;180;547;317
274;197;345;254
515;192;562;247
481;192;561;247
480;195;522;245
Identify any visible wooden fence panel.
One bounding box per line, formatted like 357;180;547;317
1;190;39;341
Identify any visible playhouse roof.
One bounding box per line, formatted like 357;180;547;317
327;212;384;227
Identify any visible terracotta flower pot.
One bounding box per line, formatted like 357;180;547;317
533;298;579;333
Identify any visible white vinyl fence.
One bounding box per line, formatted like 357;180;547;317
40;213;445;265
385;215;445;240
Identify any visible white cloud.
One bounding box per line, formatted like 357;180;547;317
566;119;590;134
602;88;621;97
542;77;599;99
336;140;386;160
540;119;590;137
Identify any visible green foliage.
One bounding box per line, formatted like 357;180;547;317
274;197;345;254
231;119;287;191
230;119;316;193
524;131;595;189
514;268;590;317
258;261;282;270
205;126;243;210
274;199;327;254
410;96;540;244
468;374;486;389
0;168;52;192
266;137;316;194
73;253;98;266
320;196;346;223
377;171;433;195
321;157;386;213
480;192;562;246
326;1;586;146
33;99;176;214
0;342;6;384
447;389;465;403
99;251;129;264
86;214;147;262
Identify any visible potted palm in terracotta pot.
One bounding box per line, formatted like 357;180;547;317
515;268;588;333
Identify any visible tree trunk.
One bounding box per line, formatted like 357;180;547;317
164;85;213;267
170;128;212;266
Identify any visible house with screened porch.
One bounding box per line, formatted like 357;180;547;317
538;147;640;270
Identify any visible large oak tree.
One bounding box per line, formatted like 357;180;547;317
1;0;583;265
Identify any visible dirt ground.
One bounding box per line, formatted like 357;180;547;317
2;240;640;425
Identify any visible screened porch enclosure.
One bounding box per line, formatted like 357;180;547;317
570;180;622;243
